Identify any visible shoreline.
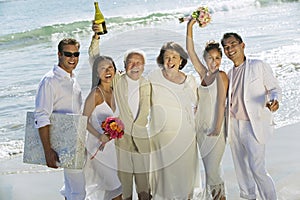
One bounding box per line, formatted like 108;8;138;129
1;123;300;200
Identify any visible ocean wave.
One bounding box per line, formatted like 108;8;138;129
0;20;92;50
0;140;23;160
256;0;300;5
1;0;298;49
0;12;186;49
0;0;255;49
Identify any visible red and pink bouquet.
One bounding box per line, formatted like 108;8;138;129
179;6;211;28
91;117;124;159
101;117;124;140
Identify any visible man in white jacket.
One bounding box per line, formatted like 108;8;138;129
221;32;282;200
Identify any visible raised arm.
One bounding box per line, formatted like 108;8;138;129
186;19;207;80
88;22;101;66
208;71;229;136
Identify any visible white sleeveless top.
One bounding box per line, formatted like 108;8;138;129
195;79;225;135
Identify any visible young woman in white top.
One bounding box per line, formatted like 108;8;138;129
186;19;229;200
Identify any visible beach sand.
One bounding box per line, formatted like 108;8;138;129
1;122;300;200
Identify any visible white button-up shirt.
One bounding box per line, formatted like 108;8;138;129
34;65;82;128
126;75;140;120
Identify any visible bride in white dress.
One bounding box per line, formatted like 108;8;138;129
83;56;122;200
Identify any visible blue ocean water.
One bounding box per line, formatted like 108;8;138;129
0;0;300;160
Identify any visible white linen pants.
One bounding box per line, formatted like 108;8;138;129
229;118;277;200
60;169;86;200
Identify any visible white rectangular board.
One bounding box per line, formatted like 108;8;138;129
23;112;87;169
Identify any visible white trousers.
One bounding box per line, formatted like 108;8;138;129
60;169;86;200
229;118;277;200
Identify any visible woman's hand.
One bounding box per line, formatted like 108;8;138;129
99;133;110;143
187;18;197;27
207;129;220;137
97;133;110;151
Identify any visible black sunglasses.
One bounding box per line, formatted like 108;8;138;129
63;51;80;57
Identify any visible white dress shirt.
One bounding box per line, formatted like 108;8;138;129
34;65;82;128
126;75;140;119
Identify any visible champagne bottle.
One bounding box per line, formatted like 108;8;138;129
94;1;107;35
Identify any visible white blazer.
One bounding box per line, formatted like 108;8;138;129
227;59;282;144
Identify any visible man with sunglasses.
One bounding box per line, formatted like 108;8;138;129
221;33;281;200
34;38;86;200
